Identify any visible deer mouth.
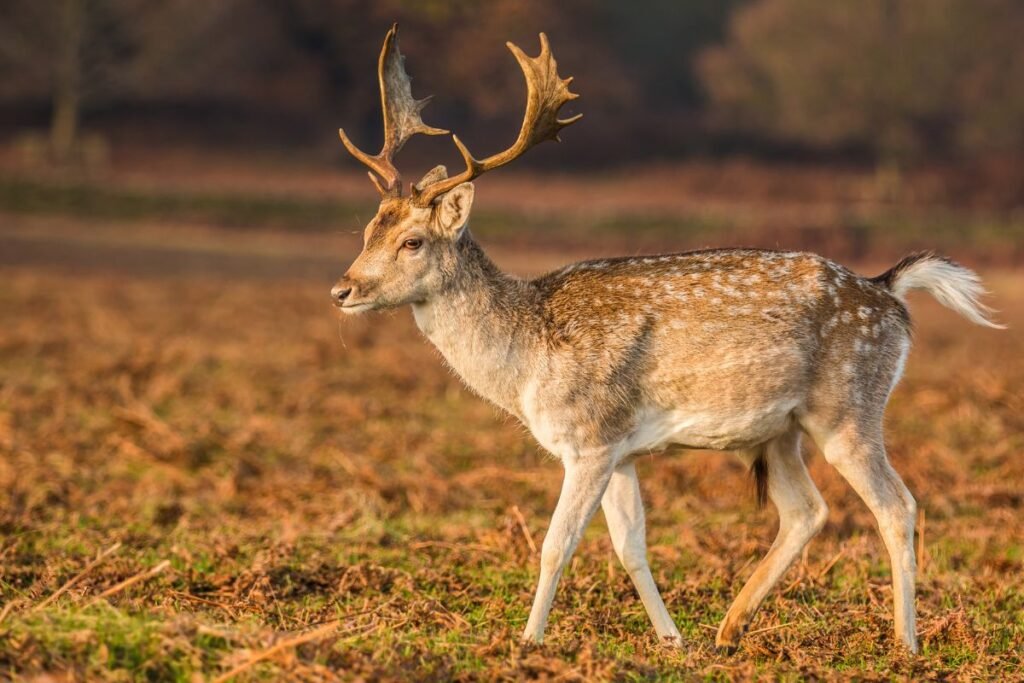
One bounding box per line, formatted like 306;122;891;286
338;301;375;315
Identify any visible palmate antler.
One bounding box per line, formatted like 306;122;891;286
340;26;581;203
338;24;448;197
413;33;582;207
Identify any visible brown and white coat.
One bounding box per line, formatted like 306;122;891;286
332;26;1002;653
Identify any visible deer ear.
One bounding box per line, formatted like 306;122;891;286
414;165;448;191
436;182;474;236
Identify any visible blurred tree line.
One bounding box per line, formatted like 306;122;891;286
0;0;1021;167
702;0;1024;163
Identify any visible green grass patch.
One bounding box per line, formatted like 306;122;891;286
1;607;222;682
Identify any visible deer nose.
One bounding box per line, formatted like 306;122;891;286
331;284;352;306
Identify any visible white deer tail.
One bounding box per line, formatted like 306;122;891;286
872;252;1005;329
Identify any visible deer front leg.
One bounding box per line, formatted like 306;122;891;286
522;457;613;644
602;461;683;646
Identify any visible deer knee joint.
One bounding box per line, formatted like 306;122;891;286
540;539;567;575
811;499;830;534
616;537;649;575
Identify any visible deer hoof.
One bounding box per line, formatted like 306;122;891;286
715;619;749;654
661;634;684;649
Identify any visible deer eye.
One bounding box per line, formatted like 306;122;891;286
403;238;423;251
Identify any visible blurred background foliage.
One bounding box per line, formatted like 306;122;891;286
1;0;1021;169
701;0;1024;162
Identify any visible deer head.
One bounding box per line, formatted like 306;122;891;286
331;24;581;313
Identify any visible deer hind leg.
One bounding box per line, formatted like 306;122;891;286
601;461;683;646
717;428;829;652
522;455;613;644
811;419;918;652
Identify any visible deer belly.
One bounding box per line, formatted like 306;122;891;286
623;401;799;453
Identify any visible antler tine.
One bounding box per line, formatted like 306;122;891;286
338;24;448;198
414;32;581;206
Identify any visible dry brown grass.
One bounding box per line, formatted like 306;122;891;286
0;233;1022;680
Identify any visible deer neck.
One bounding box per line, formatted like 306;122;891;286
411;232;538;418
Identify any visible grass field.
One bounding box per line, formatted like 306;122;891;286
0;165;1022;680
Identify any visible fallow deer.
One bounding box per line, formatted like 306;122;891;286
331;25;1002;653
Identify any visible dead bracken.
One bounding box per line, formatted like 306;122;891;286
0;261;1021;679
